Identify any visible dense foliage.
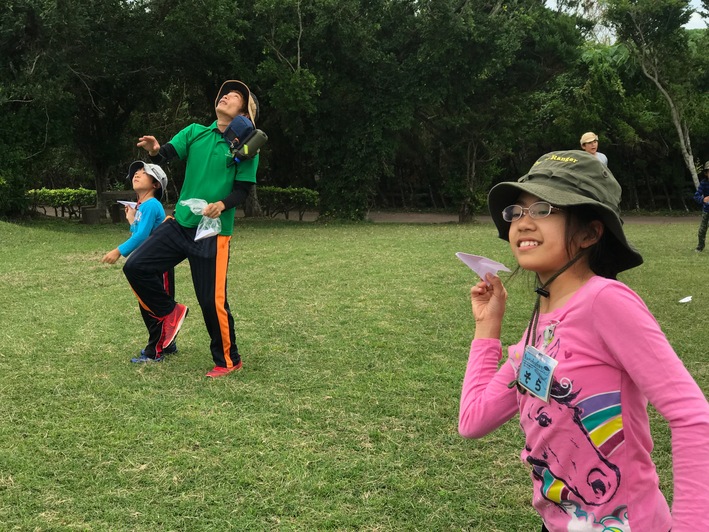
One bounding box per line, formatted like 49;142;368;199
1;0;708;218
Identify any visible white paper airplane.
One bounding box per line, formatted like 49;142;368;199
456;252;511;281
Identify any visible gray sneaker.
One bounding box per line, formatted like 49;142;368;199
131;353;163;363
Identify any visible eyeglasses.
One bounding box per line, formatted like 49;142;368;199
502;201;563;222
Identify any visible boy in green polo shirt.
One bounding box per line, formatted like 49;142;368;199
124;80;258;378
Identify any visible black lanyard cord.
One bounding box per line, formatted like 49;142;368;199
523;252;585;348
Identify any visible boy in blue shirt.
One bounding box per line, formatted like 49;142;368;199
102;161;176;362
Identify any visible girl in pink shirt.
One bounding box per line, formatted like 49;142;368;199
459;151;709;531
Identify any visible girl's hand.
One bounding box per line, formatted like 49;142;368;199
470;273;507;339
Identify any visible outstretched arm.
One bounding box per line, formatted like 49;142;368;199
137;135;178;165
593;284;709;528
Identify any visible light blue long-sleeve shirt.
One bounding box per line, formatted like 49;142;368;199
117;197;166;256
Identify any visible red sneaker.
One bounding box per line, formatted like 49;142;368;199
205;361;242;378
160;303;188;349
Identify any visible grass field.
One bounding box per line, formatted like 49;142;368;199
0;215;707;531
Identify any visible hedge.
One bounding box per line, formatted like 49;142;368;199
27;188;97;219
25;186;319;221
258;186;319;220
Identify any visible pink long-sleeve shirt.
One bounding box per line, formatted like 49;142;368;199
459;276;709;531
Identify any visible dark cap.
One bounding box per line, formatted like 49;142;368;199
488;150;643;275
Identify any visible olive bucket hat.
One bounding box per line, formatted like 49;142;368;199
488;150;643;275
215;80;259;126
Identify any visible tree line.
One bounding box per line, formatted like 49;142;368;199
1;0;708;219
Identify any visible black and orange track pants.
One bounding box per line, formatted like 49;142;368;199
123;218;240;368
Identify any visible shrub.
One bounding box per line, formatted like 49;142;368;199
258;186;319;220
27;188;97;218
0;174;30;217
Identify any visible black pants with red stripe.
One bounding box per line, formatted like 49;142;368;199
140;268;175;357
123;218;240;368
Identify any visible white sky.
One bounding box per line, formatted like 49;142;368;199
545;1;706;29
686;1;707;29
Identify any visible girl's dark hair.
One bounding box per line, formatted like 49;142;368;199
564;205;619;280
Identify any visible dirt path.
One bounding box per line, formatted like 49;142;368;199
262;210;700;224
42;206;700;225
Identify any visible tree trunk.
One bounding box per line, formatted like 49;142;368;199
626;175;640;210
243;185;263;217
94;172;109;208
459;200;474;223
93;168;110;218
459;140;478;223
639;61;698;188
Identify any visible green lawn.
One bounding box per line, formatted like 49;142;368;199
0;215;706;531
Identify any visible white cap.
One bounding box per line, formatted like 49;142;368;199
127;161;168;201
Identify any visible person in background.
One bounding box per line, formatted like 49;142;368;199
459;150;709;530
580;131;608;165
693;161;709;252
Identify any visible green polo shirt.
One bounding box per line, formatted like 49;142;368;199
170;121;258;236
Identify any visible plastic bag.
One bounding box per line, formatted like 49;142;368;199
179;198;221;241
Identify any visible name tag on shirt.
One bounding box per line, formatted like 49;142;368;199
518;345;558;402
